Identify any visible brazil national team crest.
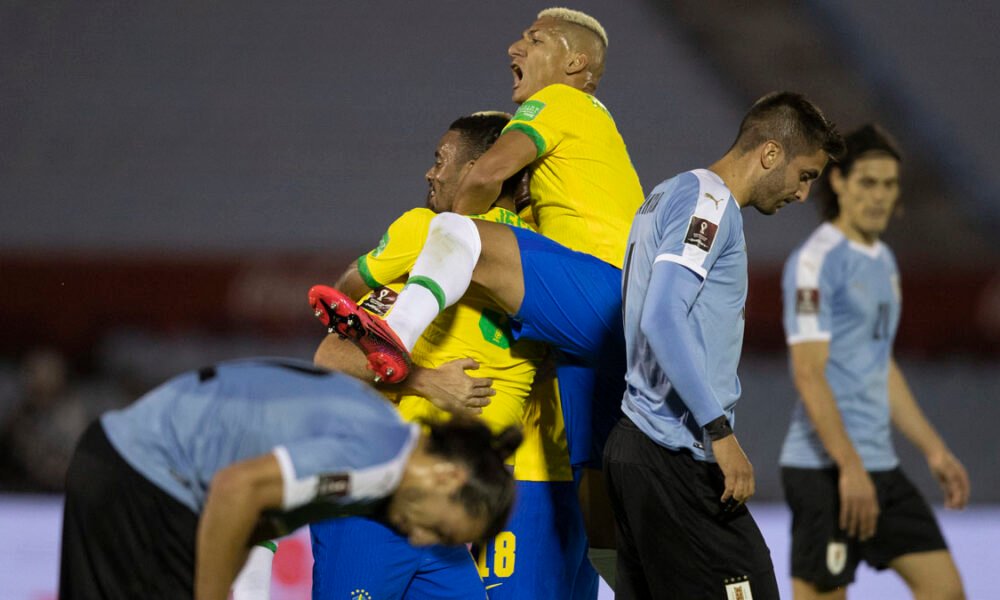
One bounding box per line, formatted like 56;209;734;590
350;589;372;600
827;540;847;575
724;575;753;599
685;216;718;252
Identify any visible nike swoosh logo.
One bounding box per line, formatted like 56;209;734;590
485;583;503;590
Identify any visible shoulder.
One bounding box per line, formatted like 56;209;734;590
392;207;435;229
658;170;736;226
786;223;846;284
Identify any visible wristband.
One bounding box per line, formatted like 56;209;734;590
704;415;733;441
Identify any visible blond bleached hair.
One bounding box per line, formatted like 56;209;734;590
470;110;514;119
538;7;608;48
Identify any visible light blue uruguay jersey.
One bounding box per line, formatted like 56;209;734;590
101;358;418;513
621;169;747;460
780;223;902;470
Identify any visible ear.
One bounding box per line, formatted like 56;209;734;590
432;462;468;492
760;141;783;170
565;51;589;76
829;165;845;195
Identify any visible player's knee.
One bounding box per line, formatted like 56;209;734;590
430;212;481;259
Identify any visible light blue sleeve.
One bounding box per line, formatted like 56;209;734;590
640;259;726;427
655;173;733;280
783;243;838;344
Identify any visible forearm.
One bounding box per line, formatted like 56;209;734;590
453;176;504;215
334;261;372;301
793;369;864;468
195;460;283;600
642;264;724;427
195;501;255;600
888;359;946;456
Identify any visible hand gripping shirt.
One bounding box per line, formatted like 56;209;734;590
780;223;902;470
100;359;419;519
503;83;645;268
620;170;747;460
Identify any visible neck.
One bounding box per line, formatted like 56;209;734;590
493;195;517;213
831;217;880;246
707;151;753;207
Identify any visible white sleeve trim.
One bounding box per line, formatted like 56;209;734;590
272;445;318;510
655;253;707;279
347;423;420;502
787;331;832;345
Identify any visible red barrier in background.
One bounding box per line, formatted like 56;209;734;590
1;252;997;360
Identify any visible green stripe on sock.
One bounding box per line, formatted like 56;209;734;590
256;540;278;553
406;276;446;312
357;254;382;289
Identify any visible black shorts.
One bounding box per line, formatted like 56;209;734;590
603;417;779;600
781;466;948;592
60;420;199;599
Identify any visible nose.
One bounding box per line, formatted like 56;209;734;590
425;165;435;182
508;39;524;58
796;181;813;203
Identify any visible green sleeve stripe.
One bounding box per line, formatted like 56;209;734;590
504;123;545;158
256;540;278;553
357;254;382;289
406;276;446;312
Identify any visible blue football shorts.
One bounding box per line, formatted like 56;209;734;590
509;226;626;468
477;480;598;600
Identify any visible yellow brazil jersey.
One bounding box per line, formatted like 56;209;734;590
356;205;542;432
502;83;645;268
355;206;570;479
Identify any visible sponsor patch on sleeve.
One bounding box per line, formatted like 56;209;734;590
795;288;820;315
360;286;398;317
512;100;545;122
316;473;350;499
684;216;718;252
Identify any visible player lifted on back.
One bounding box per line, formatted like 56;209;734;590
780;124;969;600
309;112;598;599
605;92;843;599
312;7;644;472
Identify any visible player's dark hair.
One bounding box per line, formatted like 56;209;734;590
449;111;526;206
814;123;903;221
733;92;845;161
424;419;522;540
448;112;511;164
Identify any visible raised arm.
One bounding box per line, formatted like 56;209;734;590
195;455;284;600
789;341;879;539
888;357;969;508
452;131;537;215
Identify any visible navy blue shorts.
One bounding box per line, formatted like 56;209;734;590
509;227;626;468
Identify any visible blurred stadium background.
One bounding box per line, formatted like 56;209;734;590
1;1;997;598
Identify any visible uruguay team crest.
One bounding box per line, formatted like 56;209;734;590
826;540;848;575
